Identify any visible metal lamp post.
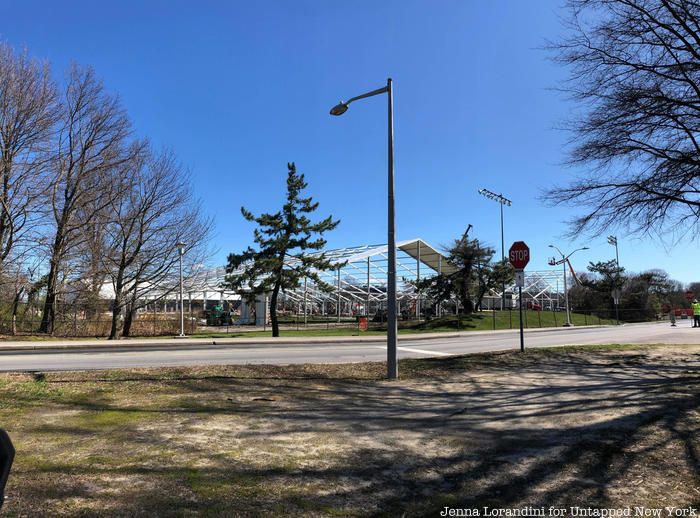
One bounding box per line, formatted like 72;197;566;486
548;244;588;327
330;78;397;379
176;241;186;337
478;189;512;309
607;235;621;324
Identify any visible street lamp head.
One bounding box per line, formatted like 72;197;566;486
176;241;186;253
329;102;349;116
548;244;554;248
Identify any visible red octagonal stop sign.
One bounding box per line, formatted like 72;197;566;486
509;241;530;270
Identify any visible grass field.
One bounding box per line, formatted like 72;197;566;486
0;343;698;516
189;310;618;338
0;311;620;341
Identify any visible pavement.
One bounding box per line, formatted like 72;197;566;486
0;325;610;354
0;321;698;372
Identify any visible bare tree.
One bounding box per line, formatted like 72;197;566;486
0;43;58;271
0;256;44;335
102;147;211;339
73;199;112;317
39;65;133;334
546;0;700;236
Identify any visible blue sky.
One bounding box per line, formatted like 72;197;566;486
3;0;699;283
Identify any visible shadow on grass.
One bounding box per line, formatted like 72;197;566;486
2;348;699;515
412;314;482;331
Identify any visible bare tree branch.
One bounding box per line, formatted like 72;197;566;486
545;0;700;238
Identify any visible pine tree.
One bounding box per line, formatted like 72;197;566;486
225;163;340;337
409;235;513;315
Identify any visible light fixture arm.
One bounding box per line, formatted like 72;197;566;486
331;85;390;115
566;247;588;260
548;244;564;258
344;85;389;106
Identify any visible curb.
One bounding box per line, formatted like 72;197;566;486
0;323;639;355
0;332;466;355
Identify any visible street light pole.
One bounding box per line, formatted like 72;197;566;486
176;241;186;337
478;189;512;310
548;244;588;327
331;78;397;379
608;235;621;325
561;253;569;326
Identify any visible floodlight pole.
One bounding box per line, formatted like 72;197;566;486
330;78;397;380
478;189;512;310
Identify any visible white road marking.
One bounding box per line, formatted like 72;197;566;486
375;345;451;357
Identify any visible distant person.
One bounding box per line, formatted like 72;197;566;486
692;299;700;328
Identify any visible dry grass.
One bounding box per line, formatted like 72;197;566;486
0;344;699;516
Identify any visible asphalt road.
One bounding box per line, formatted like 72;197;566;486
1;321;697;372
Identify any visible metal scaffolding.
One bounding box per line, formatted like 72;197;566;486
225;238;458;320
486;269;566;310
137;240;568;318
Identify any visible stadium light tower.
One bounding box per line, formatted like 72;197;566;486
478;188;512;309
330;79;397;380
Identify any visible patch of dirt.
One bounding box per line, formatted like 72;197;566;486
1;345;699;516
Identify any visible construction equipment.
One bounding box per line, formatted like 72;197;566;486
204;304;232;326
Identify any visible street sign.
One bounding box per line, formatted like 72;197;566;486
508;242;530;354
509;241;530;270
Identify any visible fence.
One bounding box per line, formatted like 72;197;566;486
203;306;663;335
0;302;197;338
0;300;669;338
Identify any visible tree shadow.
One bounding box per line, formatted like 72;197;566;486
2;348;699;515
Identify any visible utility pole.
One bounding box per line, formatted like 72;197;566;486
608;235;621;325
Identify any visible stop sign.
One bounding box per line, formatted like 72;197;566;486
686;291;694;301
509;241;530;270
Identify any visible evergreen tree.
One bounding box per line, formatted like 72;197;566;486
410;235;513;314
583;260;626;294
475;259;513;311
446;236;513;313
225;163;340;337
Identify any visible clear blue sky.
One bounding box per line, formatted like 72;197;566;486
3;0;698;283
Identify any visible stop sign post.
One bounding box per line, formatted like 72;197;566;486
509;241;530;352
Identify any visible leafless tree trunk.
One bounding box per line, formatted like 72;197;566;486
0;43;58;272
546;0;700;238
101;147;211;339
76;202;111;318
39;65;132;334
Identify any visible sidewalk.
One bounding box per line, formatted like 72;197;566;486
0;323;629;354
